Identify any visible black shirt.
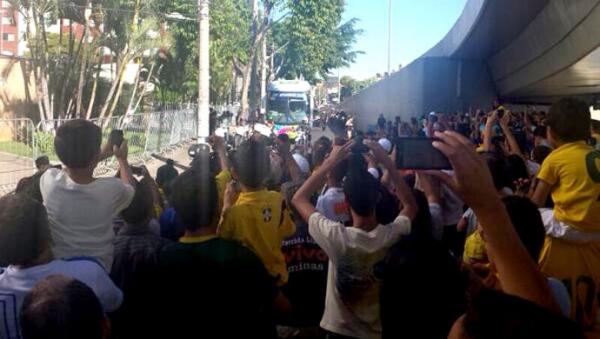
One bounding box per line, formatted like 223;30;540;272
158;236;278;338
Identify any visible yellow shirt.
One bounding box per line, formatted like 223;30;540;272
463;230;487;264
218;189;296;285
537;141;600;232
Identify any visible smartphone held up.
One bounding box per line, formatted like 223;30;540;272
395;137;451;170
109;129;124;147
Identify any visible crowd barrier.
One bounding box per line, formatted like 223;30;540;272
0;109;198;195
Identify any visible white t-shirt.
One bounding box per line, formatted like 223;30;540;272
0;259;123;339
40;168;134;270
316;187;350;224
440;176;464;226
308;212;411;339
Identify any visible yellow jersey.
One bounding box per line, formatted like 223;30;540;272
218;189;296;286
463;230;487;264
537;141;600;232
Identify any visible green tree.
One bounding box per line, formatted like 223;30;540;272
272;0;362;83
155;0;252;105
340;75;378;100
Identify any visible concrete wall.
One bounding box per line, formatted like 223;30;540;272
342;57;497;129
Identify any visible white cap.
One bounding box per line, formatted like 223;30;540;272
292;153;310;174
591;108;600;122
368;167;380;180
378;138;392;153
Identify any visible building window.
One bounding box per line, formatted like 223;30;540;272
3;33;14;41
1;16;13;25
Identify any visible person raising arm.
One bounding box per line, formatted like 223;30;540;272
292;141;417;223
429;131;558;312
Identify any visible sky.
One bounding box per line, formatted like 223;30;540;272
341;0;468;80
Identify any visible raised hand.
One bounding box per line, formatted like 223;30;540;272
428;131;497;209
113;139;129;161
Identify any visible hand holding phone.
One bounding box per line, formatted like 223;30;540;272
110;130;124;147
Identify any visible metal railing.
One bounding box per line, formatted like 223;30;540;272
0;109;197;195
0;118;37;195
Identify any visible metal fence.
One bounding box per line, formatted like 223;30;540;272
0;118;37;195
0;109;197;195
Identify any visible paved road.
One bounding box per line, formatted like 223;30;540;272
0;152;35;195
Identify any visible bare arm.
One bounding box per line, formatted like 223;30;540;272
99;142;114;162
366;141;418;221
209;136;230;173
431;131;559;312
114;140;134;186
482;111;497;151
415;172;441;205
141;165;164;212
499;113;523;158
278;140;302;182
531;179;552;208
292;141;354;222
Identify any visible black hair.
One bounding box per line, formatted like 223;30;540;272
409;189;433;239
547;98;591;143
502;196;545;261
232;139;270;189
463;288;583;339
505;154;529;190
120;178;154;225
54;120;102;169
312;136;333;169
531;145;552;165
169;168;218;231
0;194;50;267
20;275;105;339
14;171;45;203
482;152;508;190
378;211;468;338
533;125;547;138
343;154;378;217
34;156;49;170
156;160;179;194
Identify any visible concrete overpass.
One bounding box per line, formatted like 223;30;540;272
342;0;600;128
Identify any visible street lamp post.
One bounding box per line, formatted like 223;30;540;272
387;0;392;74
197;0;210;138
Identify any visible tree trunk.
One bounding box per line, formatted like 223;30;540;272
75;1;92;118
106;68;127;119
240;62;252;121
99;53;128;119
260;34;267;113
86;58;102;119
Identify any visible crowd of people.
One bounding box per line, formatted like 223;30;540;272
0;97;598;339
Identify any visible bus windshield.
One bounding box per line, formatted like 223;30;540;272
267;92;308;125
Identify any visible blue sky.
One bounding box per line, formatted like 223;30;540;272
341;0;468;80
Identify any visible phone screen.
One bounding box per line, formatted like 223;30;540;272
110;130;124;147
395;137;451;170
